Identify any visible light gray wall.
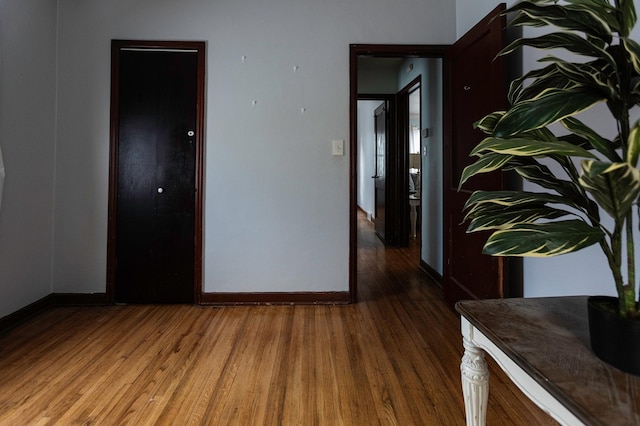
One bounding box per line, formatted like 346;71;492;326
422;59;443;275
357;101;380;218
53;0;456;294
0;0;58;317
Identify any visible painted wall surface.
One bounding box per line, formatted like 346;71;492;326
397;58;444;275
357;100;380;218
456;0;640;298
53;0;456;294
422;59;444;275
0;0;57;317
358;60;400;95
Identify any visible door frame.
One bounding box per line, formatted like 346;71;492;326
349;44;448;303
106;40;206;304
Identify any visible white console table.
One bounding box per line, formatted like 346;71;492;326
456;297;640;426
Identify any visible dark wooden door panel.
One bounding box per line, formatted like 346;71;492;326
115;49;197;304
374;102;387;242
444;4;513;306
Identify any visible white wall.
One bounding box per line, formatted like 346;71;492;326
456;0;639;298
422;59;444;275
357;101;380;218
0;0;58;317
53;0;456;294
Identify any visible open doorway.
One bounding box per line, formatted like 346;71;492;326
350;6;516;306
349;45;447;302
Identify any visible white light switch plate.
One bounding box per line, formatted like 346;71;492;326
332;139;344;156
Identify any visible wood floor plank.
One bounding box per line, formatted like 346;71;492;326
0;211;556;425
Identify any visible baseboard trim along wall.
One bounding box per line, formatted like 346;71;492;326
0;291;351;333
0;293;107;334
420;260;443;287
201;291;351;305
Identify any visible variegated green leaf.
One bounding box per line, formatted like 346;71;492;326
623;38;640;75
540;58;614;97
459;153;513;188
473;112;505;134
633;79;640;98
493;87;605;137
561;117;620;161
627;120;640;166
507;2;612;42
463;190;581;217
469;137;596;158
510;67;574;105
481;220;604;257
522;126;560;143
618;0;637;38
564;0;613;7
579;160;640;220
564;1;619;32
467;206;571;232
507;64;561;104
500;33;616;69
507;159;595;213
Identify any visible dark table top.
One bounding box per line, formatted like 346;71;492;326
456;296;640;426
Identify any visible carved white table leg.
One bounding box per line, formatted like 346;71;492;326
461;337;489;426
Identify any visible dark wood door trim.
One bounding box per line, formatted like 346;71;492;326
349;44;448;303
107;40;206;305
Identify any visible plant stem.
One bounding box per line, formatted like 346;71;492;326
611;220;627;316
626;210;637;316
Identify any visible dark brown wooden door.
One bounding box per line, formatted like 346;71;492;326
444;4;515;306
374;102;388;242
113;48;198;303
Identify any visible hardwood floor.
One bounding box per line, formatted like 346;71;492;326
0;213;556;425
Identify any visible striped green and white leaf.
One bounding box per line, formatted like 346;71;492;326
537;57;614;97
481;220;605;257
623;38;640;74
467;206;572;232
507;1;612;41
500;33;616;68
458;153;513;189
463;190;582;219
561;117;620;161
473;112;504;134
469;137;596;158
579;160;640;220
618;0;638;37
627;120;640;166
507;64;567;104
564;1;621;36
507;159;595;212
493;87;606;137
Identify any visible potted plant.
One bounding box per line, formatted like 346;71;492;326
459;0;640;375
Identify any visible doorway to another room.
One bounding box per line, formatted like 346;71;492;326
350;5;518;306
351;46;447;303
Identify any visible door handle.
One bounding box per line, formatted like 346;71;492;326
371;175;379;179
157;187;164;194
